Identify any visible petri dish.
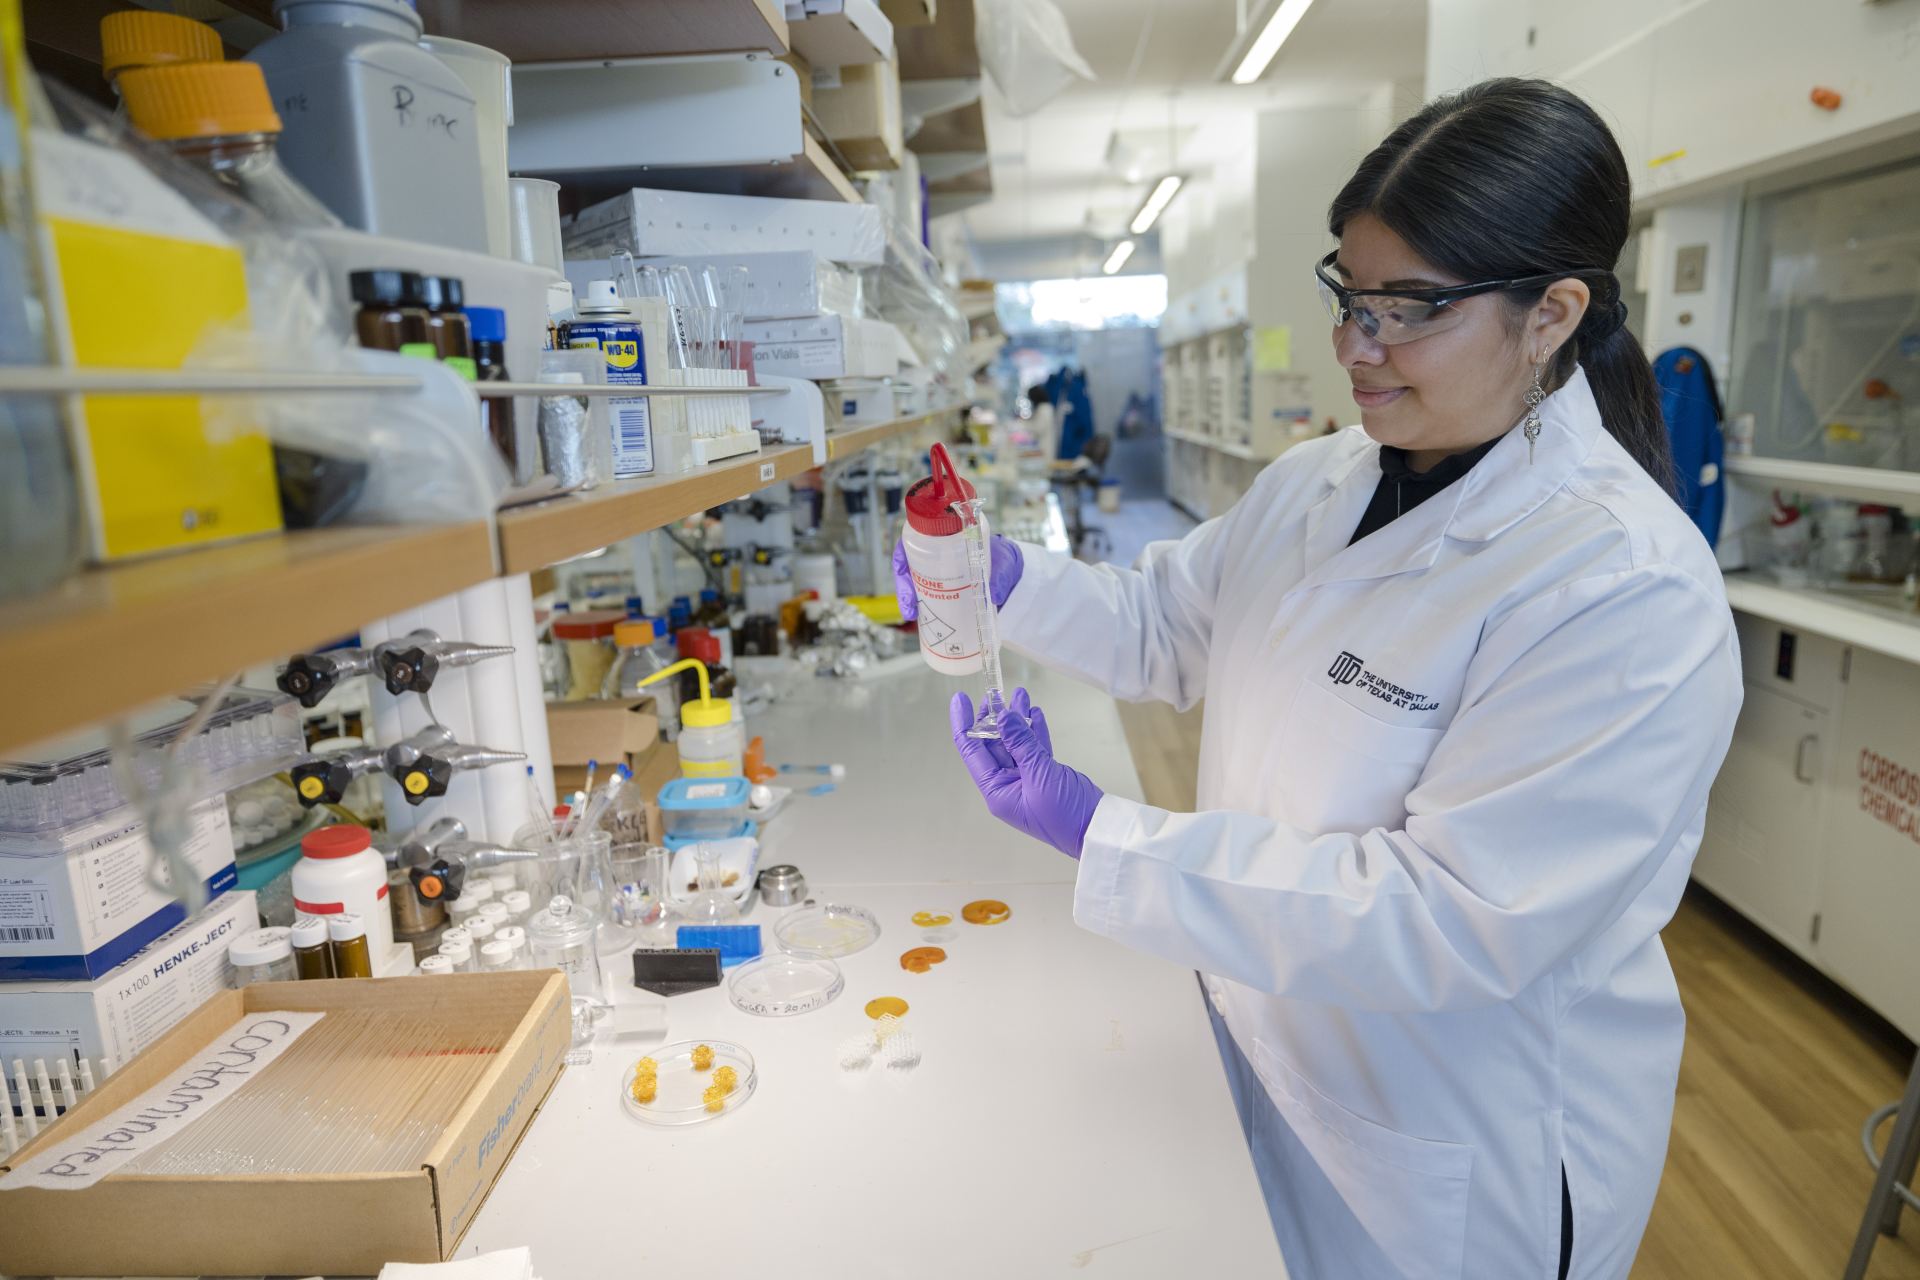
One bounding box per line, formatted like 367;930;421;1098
621;1040;757;1126
727;952;845;1017
774;902;881;958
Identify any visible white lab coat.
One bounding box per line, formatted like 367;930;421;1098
995;368;1742;1280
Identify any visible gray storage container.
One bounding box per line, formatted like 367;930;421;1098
248;0;488;251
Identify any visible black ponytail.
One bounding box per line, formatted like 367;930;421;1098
1328;78;1674;493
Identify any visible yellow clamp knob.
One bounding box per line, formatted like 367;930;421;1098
298;776;325;800
404;771;431;796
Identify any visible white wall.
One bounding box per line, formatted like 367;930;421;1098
1426;0;1920;207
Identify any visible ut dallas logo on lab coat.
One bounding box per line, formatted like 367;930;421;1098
1328;651;1365;685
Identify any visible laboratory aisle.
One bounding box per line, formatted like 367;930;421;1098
462;656;1284;1276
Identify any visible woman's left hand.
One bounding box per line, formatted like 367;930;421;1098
950;687;1103;858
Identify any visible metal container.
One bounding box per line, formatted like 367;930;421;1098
757;864;807;907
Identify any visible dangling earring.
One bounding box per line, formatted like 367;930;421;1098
1523;352;1546;464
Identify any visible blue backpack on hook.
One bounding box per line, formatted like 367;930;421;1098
1652;346;1725;546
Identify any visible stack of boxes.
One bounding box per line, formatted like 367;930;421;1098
0;690;301;1068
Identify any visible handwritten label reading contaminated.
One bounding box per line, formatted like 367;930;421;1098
0;1011;324;1191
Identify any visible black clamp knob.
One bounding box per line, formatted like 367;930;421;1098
396;756;454;805
277;654;343;708
379;645;440;696
290;758;353;807
408;858;465;904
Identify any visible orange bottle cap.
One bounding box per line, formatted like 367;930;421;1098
100;11;224;80
118;62;282;142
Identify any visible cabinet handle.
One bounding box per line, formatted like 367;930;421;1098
1795;733;1819;784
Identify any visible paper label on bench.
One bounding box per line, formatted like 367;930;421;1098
0;1010;324;1191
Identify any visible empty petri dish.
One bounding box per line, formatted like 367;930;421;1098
774;902;881;958
621;1040;757;1126
728;952;845;1017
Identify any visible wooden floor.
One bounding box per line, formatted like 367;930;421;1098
1114;697;1920;1279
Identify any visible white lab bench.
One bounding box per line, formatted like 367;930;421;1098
460;654;1286;1276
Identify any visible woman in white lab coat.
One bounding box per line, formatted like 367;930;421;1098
898;79;1742;1279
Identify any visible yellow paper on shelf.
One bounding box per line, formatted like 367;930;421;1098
1253;326;1292;373
31;129;279;561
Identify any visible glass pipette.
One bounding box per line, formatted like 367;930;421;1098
952;497;1008;739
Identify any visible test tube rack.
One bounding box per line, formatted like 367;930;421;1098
1;1054;118;1160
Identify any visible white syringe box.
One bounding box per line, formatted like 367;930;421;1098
0;890;256;1066
0;798;237;980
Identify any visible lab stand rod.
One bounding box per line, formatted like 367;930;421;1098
475;382;789;398
0;369;424;395
0;368;790;399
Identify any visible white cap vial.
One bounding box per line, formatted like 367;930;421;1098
327;911;367;942
289;915;329;950
439;938;474;972
478;902;510;926
501;889;532;920
484;868;517;894
465;881;497;905
440;926;472;949
229;927;296;985
448;896;481;924
480;939;514;971
495;925;527;965
466;916;496;943
418;954;454;975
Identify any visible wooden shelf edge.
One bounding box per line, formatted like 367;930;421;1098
499;406;957;574
804;134;864;204
0;522;496;758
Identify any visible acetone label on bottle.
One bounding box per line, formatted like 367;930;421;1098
912;571;978;660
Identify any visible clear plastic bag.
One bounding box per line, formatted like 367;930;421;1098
975;0;1096;118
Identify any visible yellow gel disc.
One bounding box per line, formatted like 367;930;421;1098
865;996;909;1020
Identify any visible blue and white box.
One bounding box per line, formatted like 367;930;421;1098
0;890;256;1065
0;797;237;981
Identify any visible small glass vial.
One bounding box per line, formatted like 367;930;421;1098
483;868;518;895
418;954;454;976
478;902;510;930
479;939;514;971
466;916;497;946
465;880;497;906
502;889;532;924
228;927;297;986
447;896;482;930
439;937;475;973
329;912;374;978
290;915;334;979
495;925;528;969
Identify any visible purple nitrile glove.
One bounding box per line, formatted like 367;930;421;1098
949;686;1103;858
893;535;1024;623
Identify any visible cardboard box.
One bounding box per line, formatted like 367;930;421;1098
564;188;887;266
746;314;899;380
814;57;904;171
0;971;570;1277
0;891;257;1067
546;701;678;845
0;798;238;980
786;0;895;66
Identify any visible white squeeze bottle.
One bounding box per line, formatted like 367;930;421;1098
902;442;985;676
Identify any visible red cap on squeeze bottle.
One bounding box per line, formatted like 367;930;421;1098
903;442;977;537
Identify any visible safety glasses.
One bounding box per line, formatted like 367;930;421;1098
1313;250;1596;346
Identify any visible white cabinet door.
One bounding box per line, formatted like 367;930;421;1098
1813;649;1920;1041
1697;684;1828;960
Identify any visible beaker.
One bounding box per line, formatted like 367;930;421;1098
679;845;742;925
528;894;607;1047
512;823;632;956
610;845;671;935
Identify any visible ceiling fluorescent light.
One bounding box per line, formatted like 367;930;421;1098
1231;0;1315;85
1129;175;1183;235
1103;240;1137;275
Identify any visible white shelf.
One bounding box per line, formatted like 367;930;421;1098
1723;574;1920;668
1724;456;1920;509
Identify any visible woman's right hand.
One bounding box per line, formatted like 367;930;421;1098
893;536;1024;622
